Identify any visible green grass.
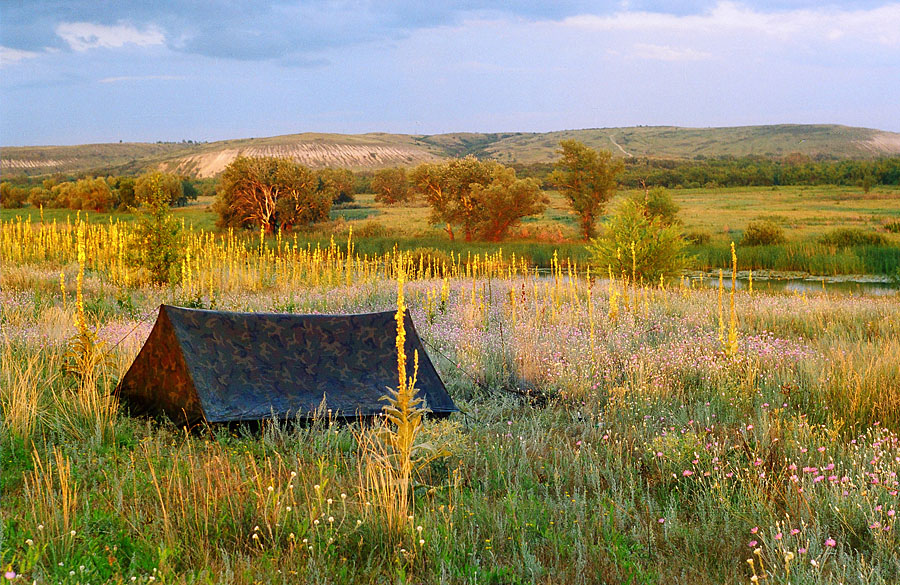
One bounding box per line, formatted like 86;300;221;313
2;203;900;585
5;185;900;274
2;260;899;584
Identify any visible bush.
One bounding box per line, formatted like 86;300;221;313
684;228;712;245
355;221;389;238
741;220;786;246
0;182;28;208
624;187;680;225
587;198;687;282
132;176;182;284
819;228;889;247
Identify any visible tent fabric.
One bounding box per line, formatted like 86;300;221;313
117;305;457;425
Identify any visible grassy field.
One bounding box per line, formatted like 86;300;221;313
1;215;899;584
4;184;899;275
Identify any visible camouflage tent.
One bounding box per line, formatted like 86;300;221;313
117;305;457;425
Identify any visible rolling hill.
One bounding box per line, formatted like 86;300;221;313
3;124;900;178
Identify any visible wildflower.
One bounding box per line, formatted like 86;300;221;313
774;532;782;540
825;538;836;547
25;539;33;546
658;518;665;524
4;571;16;580
750;526;759;534
749;540;758;547
682;470;694;477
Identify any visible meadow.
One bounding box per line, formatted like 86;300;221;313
3;183;899;276
1;215;899;584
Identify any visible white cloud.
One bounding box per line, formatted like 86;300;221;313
56;21;165;52
99;75;185;83
0;46;40;67
563;1;900;46
632;43;711;62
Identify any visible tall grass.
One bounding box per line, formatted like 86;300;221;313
691;242;900;275
2;229;899;583
0;345;52;442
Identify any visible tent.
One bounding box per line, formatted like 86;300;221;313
116;305;457;425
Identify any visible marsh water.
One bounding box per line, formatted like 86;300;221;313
684;274;899;296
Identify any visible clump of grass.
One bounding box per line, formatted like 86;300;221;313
24;448;79;565
819;227;889;247
0;344;53;442
742;219;786;246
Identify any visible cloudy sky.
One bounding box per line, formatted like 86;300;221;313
2;1;899;146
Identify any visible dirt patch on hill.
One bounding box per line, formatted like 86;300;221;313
165;143;439;177
858;132;900;156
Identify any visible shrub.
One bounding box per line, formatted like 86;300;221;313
0;182;28;208
355;220;389;238
819;228;889;247
132;175;182;284
684;228;712;245
625;187;680;226
741;219;786;246
587;198;687;282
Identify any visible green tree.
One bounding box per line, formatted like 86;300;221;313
316;168;356;204
587;197;686;282
471;167;547;241
550;140;625;240
411;158;546;241
135;171;184;207
214;156;330;232
372;167;411;205
49;178;114;211
133;174;181;284
410;156;498;241
114;176;136;210
0;182;28;208
625;186;680;226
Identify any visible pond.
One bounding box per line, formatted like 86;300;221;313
683;273;899;296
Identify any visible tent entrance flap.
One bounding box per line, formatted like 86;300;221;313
117;305;457;424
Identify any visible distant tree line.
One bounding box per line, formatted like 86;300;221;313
0;172;205;211
5;150;899;245
508;155;900;190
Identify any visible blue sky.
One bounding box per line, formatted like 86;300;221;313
2;1;899;146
